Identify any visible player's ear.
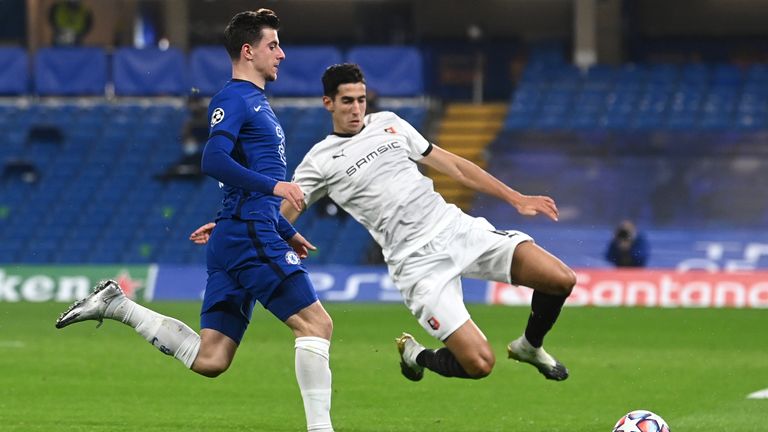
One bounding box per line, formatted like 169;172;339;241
241;43;253;60
322;96;334;112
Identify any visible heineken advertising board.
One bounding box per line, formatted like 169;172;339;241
0;265;154;303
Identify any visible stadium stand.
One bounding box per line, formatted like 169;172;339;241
472;43;768;267
4;42;763;268
0;43;428;265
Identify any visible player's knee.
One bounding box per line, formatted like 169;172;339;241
305;313;333;340
193;356;232;378
200;363;229;378
463;351;495;378
557;267;577;297
465;355;495;378
318;314;333;340
200;366;227;378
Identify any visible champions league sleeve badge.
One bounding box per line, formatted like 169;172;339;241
210;107;225;127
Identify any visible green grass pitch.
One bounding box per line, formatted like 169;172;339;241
0;302;765;431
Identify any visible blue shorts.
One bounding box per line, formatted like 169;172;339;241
200;217;318;344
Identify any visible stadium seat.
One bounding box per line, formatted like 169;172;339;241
34;47;107;95
189;46;231;96
0;47;28;95
347;46;424;96
269;46;343;96
113;48;188;96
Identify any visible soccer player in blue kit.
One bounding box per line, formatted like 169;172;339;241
55;9;334;432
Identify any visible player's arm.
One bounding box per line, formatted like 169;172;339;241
418;144;559;221
200;135;304;211
280;199;304;224
187;216;314;255
278;200;317;258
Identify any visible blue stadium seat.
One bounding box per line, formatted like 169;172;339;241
712;64;742;86
113;48;187;96
0;47;28;95
34;47;107;95
348;46;424;96
270;46;342;96
189;46;230;96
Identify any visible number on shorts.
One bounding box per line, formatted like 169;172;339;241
490;229;518;238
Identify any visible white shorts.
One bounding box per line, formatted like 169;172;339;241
388;212;533;341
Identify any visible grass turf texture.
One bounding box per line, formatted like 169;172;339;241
0;302;765;431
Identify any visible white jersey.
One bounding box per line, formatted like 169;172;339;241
292;111;461;263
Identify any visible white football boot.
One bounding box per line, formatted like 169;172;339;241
395;332;425;381
507;336;569;381
55;280;125;329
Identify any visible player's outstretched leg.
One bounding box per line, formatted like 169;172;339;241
396;332;425;381
56;280;201;369
56;279;124;328
507;335;568;381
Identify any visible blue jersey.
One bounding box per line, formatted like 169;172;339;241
204;79;287;222
199;78;313;337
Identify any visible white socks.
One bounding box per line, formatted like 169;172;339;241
102;298;332;431
105;297;201;368
295;337;334;432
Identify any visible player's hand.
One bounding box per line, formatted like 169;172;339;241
288;232;317;259
515;194;559;221
274;181;305;212
189;222;216;244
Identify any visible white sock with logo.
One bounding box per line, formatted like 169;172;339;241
105;297;200;368
295;337;334;432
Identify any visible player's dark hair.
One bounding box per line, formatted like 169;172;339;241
322;63;366;98
224;9;280;59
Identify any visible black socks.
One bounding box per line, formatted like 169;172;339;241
416;347;472;378
524;291;567;348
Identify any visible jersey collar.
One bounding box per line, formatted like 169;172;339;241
332;125;365;138
230;78;265;92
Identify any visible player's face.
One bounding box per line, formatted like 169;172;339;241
248;28;285;83
324;82;367;135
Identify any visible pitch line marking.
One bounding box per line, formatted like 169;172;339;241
746;388;768;399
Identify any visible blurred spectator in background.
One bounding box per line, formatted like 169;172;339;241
605;220;649;267
156;93;207;180
181;92;209;159
48;0;93;46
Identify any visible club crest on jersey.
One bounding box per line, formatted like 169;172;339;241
210;108;225;127
427;316;440;330
384;126;397;134
285;251;300;265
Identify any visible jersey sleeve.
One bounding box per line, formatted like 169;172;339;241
395;114;432;160
208;91;246;140
292;155;328;208
200;91;278;194
276;214;298;240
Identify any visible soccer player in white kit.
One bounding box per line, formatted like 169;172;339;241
290;63;577;382
193;63;576;382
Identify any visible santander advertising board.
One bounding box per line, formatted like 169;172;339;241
490;270;768;308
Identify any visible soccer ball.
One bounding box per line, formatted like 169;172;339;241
612;410;670;432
